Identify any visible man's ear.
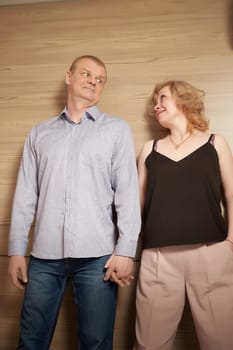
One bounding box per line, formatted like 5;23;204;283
65;70;71;85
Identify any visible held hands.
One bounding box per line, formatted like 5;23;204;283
8;254;135;289
8;256;28;290
104;255;134;287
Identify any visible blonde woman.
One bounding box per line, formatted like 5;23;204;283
134;80;233;350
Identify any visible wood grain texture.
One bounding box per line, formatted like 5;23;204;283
0;0;232;348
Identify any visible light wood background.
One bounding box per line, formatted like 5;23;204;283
0;0;233;349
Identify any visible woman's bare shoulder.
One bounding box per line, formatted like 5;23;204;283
213;133;232;154
141;139;154;153
138;140;154;161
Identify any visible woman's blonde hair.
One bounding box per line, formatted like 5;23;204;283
151;80;209;132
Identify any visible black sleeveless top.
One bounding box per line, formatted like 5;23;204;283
142;134;227;249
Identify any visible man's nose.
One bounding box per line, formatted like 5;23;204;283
88;76;96;85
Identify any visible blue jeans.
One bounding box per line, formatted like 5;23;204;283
17;255;117;350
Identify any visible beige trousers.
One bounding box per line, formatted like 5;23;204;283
134;241;233;350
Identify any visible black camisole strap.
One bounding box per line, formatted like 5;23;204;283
152;139;158;151
208;133;215;146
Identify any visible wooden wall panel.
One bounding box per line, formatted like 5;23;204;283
0;0;233;348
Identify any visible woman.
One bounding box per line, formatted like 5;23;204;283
134;80;233;350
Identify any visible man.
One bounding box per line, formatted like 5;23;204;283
8;55;141;350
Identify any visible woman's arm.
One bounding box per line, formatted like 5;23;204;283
215;134;233;242
137;140;154;212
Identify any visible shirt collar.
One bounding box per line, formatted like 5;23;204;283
59;106;101;123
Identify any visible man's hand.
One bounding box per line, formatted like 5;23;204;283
104;255;134;287
8;256;28;290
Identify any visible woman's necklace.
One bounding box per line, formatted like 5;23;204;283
169;133;192;150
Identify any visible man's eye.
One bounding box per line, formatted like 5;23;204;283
96;78;103;84
82;72;89;77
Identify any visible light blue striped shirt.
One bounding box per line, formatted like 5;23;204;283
9;106;141;259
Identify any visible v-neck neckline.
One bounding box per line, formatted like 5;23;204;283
152;141;210;163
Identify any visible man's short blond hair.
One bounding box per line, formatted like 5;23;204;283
69;55;107;75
